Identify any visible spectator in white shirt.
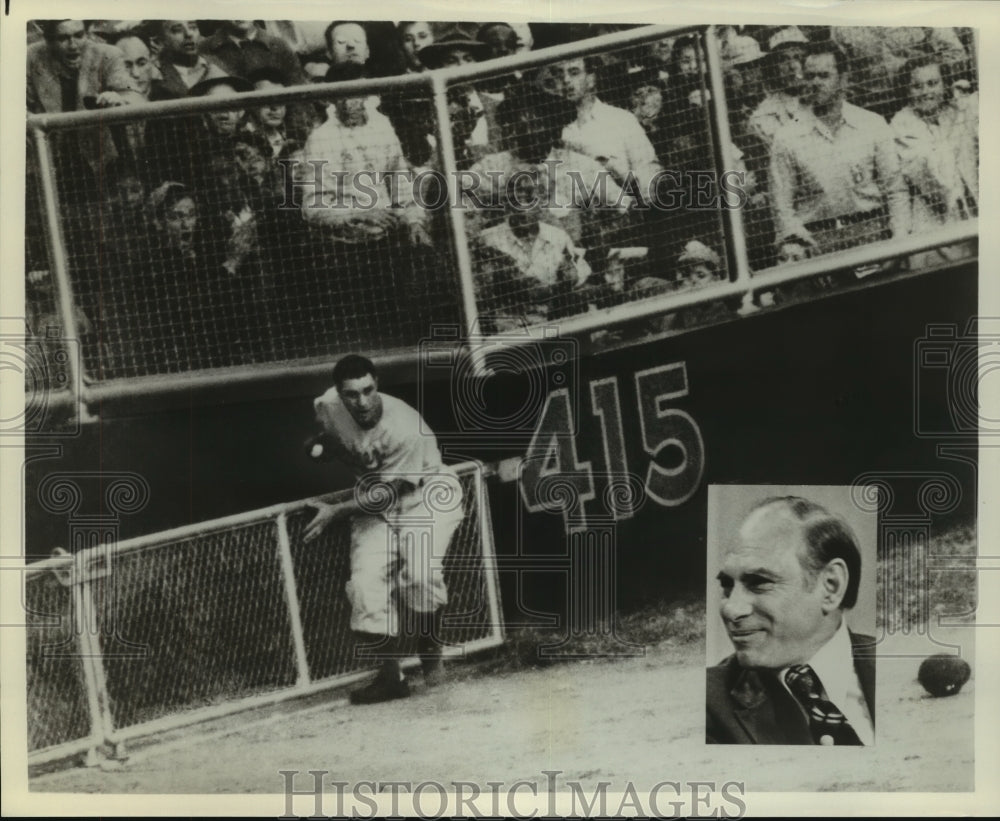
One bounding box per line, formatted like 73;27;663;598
770;41;907;262
890;54;977;266
299;63;424;245
465;86;631;244
476;171;593;323
541;56;663;204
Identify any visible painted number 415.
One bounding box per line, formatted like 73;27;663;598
519;362;705;528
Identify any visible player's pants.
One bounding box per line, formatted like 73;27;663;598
345;473;465;637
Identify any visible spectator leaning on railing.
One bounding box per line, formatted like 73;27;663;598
27;19;133;114
769;41;907;265
890;53;978;266
475;171;594;325
26;19;136;206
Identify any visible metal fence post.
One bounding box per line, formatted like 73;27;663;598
70;559;115;762
703;26;752;287
276;512;311;688
430;72;489;374
31;127;90;417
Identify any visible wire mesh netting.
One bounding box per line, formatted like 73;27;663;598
25;564;93;753
90;521;298;730
45;89;461;382
26;466;498;753
24;22;979;384
286;471;497;679
456;32;730;334
720;25;978;286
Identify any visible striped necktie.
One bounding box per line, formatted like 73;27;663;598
784;664;863;746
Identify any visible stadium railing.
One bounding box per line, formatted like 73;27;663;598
23;23;979;414
26;461;503;767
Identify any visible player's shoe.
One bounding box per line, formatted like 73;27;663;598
349;666;410;705
418;636;445;688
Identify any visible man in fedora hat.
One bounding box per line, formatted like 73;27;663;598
416;32;490;70
142;72;254;188
415;33;494;156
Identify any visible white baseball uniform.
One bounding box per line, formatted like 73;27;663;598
313;387;464;637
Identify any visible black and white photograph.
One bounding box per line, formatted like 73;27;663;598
705;486;879;746
1;0;996;816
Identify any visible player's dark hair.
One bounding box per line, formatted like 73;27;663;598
333;354;377;386
749;496;862;609
806;40;848;78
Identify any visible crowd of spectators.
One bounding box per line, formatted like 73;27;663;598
25;20;979;374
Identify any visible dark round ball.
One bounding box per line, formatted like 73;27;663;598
918;654;971;697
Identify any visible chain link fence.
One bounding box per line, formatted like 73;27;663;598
25;556;98;760
25;463;502;766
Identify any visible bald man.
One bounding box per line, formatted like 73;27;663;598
707;496;875;745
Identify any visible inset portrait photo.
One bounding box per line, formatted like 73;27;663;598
705;485;877;746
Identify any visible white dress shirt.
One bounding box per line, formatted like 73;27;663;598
300;107;421;239
561;98;662;203
479;221;591;288
747;91;808;147
770;101;908;244
781;617;875;746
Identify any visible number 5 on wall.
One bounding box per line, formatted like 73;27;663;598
633;363;705;507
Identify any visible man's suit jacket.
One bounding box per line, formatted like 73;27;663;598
26;40;131;114
26;40;133;181
706;631;876;744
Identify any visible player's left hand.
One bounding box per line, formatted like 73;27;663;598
303;501;336;543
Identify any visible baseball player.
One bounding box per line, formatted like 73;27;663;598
303;355;464;704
